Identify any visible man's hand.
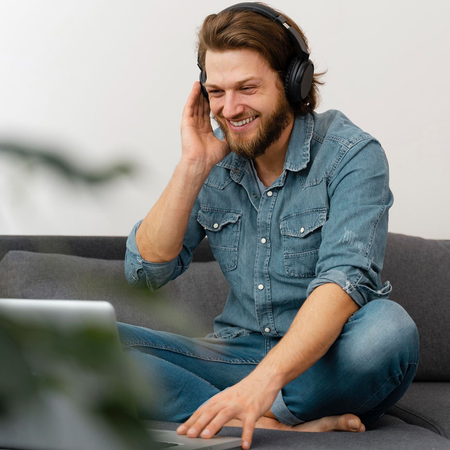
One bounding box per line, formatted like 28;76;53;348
177;375;279;450
135;81;229;263
181;81;229;171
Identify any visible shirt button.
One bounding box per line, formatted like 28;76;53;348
300;227;305;233
266;191;273;197
261;238;267;244
258;284;264;290
264;327;271;333
213;223;219;229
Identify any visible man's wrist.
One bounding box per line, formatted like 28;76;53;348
178;156;214;180
247;364;287;393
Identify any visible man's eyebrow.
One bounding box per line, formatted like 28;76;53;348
203;78;261;89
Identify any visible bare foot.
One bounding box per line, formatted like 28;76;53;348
291;414;365;433
225;414;365;433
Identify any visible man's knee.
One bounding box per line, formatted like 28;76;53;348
345;299;419;372
276;300;419;421
362;299;418;349
117;321;135;344
117;321;156;347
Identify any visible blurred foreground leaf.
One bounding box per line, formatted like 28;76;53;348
0;314;158;449
0;140;135;184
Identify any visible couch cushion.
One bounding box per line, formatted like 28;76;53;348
381;233;450;381
385;381;450;439
0;251;228;338
148;418;450;449
3;229;450;383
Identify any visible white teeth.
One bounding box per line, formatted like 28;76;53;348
230;116;256;127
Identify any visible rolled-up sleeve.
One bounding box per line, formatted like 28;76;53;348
307;138;394;307
125;198;205;291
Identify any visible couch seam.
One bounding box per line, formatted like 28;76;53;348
389;404;447;438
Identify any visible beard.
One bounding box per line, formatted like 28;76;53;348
213;92;294;160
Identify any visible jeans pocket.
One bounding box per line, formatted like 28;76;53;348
280;208;327;278
197;208;242;272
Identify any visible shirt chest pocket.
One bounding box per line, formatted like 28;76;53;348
197;208;242;272
280;208;327;278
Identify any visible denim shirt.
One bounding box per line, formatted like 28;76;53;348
125;110;394;338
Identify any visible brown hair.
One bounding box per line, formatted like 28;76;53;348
197;2;326;116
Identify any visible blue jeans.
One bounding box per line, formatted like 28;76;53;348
118;299;419;426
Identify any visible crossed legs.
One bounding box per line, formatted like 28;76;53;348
118;300;419;431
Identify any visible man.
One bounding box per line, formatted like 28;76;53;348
121;3;419;449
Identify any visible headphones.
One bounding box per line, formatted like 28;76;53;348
198;2;314;103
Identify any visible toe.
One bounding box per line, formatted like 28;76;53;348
291;414;365;433
342;415;365;432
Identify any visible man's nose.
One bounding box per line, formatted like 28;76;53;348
222;92;245;119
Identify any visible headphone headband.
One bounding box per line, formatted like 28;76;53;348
198;2;314;103
222;3;310;59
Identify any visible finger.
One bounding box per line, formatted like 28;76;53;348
178;403;221;437
197;82;204;118
199;409;238;439
201;89;211;119
177;408;203;435
198;80;211;114
241;417;256;450
182;82;201;120
192;82;200;118
187;405;228;438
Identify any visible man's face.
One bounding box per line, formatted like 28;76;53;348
204;49;294;159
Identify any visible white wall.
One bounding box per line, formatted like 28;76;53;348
0;0;449;238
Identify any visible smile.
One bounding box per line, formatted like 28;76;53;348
229;116;258;127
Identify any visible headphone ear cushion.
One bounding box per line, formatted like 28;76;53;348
284;58;314;103
199;69;209;101
284;58;298;101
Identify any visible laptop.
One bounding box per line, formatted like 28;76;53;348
0;299;241;450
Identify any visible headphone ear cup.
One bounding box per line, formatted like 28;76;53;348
284;58;314;103
199;69;209;101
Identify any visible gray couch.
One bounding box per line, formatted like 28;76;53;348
0;232;449;449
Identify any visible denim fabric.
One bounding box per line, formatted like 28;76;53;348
125;109;394;338
118;300;419;426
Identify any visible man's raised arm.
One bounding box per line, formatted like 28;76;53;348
136;82;229;263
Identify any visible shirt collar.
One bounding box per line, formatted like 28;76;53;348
216;113;314;175
283;113;313;172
